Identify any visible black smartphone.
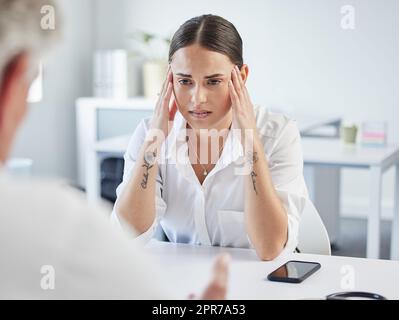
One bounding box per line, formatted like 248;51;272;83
267;260;321;283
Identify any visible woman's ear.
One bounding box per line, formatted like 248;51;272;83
240;64;249;84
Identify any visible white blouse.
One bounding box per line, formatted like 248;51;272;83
111;106;309;253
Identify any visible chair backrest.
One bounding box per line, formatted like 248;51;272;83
298;200;331;255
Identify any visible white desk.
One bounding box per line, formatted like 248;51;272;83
302;138;399;260
145;240;399;300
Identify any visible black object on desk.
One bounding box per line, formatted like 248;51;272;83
267;260;321;283
326;291;387;300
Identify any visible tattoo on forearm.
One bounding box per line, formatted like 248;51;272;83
141;151;156;189
250;170;258;195
247;151;259;195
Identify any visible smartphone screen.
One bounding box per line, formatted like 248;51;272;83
267;260;321;283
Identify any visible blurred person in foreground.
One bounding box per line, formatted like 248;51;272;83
0;0;229;299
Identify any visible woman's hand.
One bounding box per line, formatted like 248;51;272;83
149;66;178;139
228;65;257;133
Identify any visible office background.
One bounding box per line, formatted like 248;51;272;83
10;0;399;256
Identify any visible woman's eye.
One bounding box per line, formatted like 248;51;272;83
178;79;192;85
208;79;222;86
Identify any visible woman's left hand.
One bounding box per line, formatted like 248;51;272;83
228;65;257;132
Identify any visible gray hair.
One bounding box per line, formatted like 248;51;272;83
0;0;61;84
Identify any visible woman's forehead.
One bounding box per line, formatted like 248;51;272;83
171;45;233;75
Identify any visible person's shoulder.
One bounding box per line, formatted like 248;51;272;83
0;175;110;228
0;174;140;254
254;105;298;139
0;174;167;299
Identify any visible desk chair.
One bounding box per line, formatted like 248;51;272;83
298;200;331;255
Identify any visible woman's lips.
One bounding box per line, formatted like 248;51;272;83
188;111;212;119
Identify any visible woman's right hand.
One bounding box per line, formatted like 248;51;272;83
149;66;178;139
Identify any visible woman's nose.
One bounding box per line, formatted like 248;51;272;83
191;85;207;105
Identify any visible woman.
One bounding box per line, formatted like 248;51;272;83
112;14;309;260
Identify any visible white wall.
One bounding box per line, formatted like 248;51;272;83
93;0;127;50
11;0;94;182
